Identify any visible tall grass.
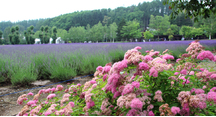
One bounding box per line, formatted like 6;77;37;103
0;40;216;85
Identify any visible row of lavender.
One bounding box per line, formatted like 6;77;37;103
0;40;216;85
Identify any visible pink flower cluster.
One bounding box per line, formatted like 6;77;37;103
197;50;215;61
17;94;28;105
154;90;163;102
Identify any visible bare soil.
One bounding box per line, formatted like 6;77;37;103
0;75;93;116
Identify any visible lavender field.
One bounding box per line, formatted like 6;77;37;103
0;40;216;85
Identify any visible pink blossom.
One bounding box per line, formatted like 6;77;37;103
27;100;36;106
197;50;215;61
77;83;81;87
122;84;134;95
162;54;174;60
144;55;153;62
47;94;56;100
207;92;216;103
190;88;196;93
130;98;143;110
17;94;28;105
126;109;139;116
38;89;45;94
149;67;158;77
92;84;97;89
189;71;194;75
96;66;103;71
113;91;121;99
103;66;111;73
86;100;95;109
155;90;162;95
180;69;187;75
214;55;216;62
132;81;140;89
45;88;51;93
148;111;155;116
134;46;142;50
198;101;207;109
51;88;56;93
44;112;51;116
68;102;75;107
176;59;181;62
138;62;149;70
171;107;180;115
146;50;149;53
56;85;64;91
203;85;207;89
90;80;96;84
210;74;216;80
179;103;190;116
174;72;179;75
195;89;205;94
27;92;34;96
103;74;108;81
210;87;216;92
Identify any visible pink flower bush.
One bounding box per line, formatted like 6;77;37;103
162;54;174;60
90;80;96;84
17;94;28;105
143;55;153;62
207;92;216;103
180;69;187;75
47;94;56;100
27;92;34;96
148;111;155;116
174;72;179;75
130;98;143;110
197;50;215;61
210;87;216;92
138;62;149;70
134;46;142;50
56;85;64;91
132;81;140;89
171;107;180;115
122;84;134;95
149;67;158;77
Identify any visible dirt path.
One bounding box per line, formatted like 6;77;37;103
0;75;93;116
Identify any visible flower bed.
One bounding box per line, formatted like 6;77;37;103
16;40;216;116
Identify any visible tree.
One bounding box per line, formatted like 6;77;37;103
179;25;192;39
52;26;57;43
56;29;68;42
190;28;203;39
117;18;126;41
165;28;174;41
39;26;44;44
201;13;216;39
90;21;103;42
109;22;118;43
164;0;216;21
24;25;35;44
0;30;2;44
121;19;142;41
44;26;50;43
149;15;170;39
143;31;154;40
85;24;91;42
9;26;20;44
3;27;11;44
170;24;179;35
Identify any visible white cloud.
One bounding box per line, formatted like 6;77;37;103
0;0;152;22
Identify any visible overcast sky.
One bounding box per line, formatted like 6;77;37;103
0;0;152;22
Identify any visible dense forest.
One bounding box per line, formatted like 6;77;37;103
0;0;215;44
